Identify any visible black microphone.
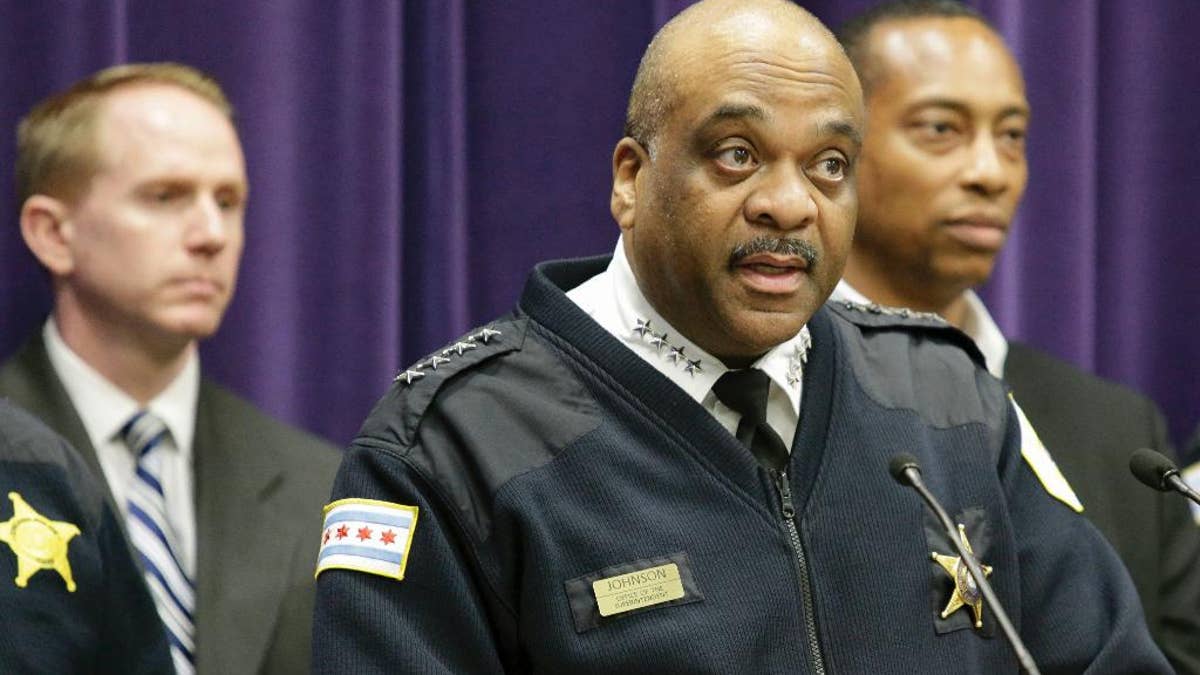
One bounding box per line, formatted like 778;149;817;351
1129;448;1200;506
889;454;1041;675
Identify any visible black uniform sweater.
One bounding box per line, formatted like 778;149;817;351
314;256;1167;674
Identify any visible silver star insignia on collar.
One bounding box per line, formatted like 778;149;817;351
474;327;502;344
633;318;653;338
425;355;452;370
667;345;686;363
684;358;703;376
394;369;426;385
648;331;669;352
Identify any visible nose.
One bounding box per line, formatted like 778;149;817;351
185;195;230;254
743;163;818;231
960;134;1010;198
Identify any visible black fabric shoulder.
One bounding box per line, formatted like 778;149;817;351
823;302;1007;439
357;317;530;450
826;299;986;369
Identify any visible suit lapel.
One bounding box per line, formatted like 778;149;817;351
0;334;110;494
193;381;291;674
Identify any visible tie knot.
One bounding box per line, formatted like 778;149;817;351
120;410;169;458
712;369;773;423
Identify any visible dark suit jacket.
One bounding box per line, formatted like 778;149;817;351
1005;341;1200;673
0;334;341;675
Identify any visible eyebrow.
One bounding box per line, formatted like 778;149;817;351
821;119;863;149
699;105;863;147
702;103;769;127
911;97;1031;119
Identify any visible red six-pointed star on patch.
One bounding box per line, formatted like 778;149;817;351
380;529;397;545
336;525;349;540
323;529;331;545
357;526;373;541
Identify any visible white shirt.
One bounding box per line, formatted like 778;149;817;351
567;238;810;449
830;281;1008;378
44;318;199;576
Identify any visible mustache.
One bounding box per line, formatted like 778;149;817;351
729;236;819;268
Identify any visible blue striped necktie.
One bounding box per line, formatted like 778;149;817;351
122;410;195;674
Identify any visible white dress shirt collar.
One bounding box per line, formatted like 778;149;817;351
43;318;199;459
568;238;809;444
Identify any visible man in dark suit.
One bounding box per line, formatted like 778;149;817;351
831;1;1200;671
0;63;339;675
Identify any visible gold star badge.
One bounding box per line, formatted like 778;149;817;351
931;523;992;629
0;492;80;591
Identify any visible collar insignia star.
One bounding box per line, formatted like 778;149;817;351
474;327;502;344
633;318;653;338
786;328;813;387
931;523;993;629
425;355;452;370
648;331;669;352
394;369;426;385
667;345;686;364
0;492;80;591
684;358;703;376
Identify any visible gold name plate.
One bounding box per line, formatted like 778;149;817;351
592;562;685;617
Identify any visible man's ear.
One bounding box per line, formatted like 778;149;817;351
20;195;76;276
610;137;649;233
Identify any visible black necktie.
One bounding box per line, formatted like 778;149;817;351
712;369;789;471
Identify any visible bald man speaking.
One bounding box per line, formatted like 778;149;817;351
312;1;1167;671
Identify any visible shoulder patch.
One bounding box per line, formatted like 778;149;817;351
315;498;419;581
1010;396;1084;513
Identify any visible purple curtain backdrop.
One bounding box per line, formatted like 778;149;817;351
2;1;1198;461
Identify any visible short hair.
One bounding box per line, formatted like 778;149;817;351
836;0;993;95
15;62;234;205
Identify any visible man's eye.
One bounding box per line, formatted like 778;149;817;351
715;146;757;170
809;155;848;183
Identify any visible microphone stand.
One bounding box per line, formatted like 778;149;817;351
896;461;1041;675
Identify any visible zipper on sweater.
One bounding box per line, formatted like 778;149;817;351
775;470;826;675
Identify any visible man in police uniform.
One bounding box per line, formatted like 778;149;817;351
313;0;1168;671
0;398;172;673
831;2;1200;670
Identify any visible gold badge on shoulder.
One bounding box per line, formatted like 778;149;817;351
0;492;80;591
931;523;993;629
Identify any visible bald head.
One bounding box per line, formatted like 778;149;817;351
610;0;864;363
624;0;850;151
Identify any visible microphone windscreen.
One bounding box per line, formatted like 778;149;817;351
889;453;921;485
1129;447;1177;491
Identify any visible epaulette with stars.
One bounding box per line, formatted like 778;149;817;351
827;299;986;369
393;322;520;387
378;318;528;447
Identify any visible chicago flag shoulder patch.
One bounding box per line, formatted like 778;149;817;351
315;498;418;581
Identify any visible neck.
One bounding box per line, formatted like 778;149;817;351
53;304;195;406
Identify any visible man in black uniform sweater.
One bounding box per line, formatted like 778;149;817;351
314;0;1169;671
0;398;172;673
831;2;1200;671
